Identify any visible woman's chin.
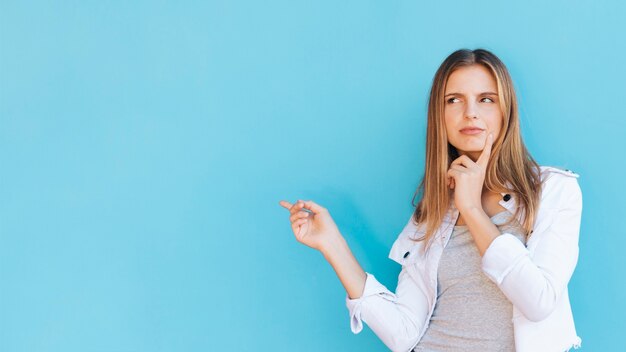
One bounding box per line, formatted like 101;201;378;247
453;145;484;154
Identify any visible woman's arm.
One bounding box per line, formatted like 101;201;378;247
479;175;583;321
345;268;429;352
278;200;367;298
279;200;429;351
458;206;501;256
321;234;367;299
324;232;429;350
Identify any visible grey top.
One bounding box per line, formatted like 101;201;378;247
413;210;527;352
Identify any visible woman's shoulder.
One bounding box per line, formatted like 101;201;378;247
539;165;580;179
538;165;582;209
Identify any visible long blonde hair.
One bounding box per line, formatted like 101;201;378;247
410;48;542;250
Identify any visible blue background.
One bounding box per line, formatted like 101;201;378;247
1;1;624;351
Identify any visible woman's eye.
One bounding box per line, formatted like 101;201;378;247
446;97;495;104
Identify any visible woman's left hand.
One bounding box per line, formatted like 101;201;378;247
447;133;494;213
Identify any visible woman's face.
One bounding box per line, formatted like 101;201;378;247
444;64;503;161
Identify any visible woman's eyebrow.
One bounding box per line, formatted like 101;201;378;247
444;91;499;97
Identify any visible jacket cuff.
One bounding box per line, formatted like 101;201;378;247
345;272;396;333
481;233;529;285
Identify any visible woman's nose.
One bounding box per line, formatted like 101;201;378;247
464;101;478;119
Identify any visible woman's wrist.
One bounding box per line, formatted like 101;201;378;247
320;233;367;299
320;232;348;258
458;204;485;218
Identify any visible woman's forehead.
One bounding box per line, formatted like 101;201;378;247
445;65;497;93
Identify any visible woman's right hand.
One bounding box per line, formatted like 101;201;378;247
278;199;342;252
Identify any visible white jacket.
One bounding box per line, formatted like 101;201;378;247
346;165;583;352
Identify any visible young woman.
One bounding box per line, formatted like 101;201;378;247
278;48;583;352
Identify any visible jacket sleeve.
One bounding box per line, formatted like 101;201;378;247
480;174;583;322
345;268;429;352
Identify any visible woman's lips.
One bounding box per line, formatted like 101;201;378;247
460;128;485;135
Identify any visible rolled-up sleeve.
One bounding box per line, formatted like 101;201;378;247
344;268;429;352
346;272;397;333
481;175;582;322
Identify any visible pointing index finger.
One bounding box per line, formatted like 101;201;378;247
279;200;293;209
477;133;493;167
279;200;314;215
